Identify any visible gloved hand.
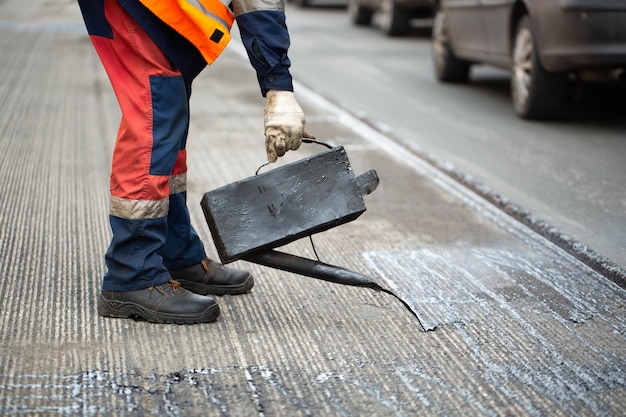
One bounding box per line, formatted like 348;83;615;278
264;90;312;163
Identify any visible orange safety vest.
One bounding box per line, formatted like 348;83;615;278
137;0;235;64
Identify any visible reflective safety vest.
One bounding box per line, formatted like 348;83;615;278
137;0;234;64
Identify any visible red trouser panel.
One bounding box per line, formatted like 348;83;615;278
90;0;186;202
79;0;207;290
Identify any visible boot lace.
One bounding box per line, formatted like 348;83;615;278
150;280;182;295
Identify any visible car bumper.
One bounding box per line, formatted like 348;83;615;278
395;0;434;9
537;3;626;72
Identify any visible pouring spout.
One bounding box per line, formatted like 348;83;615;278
244;249;426;329
243;249;381;289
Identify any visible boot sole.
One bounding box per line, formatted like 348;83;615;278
97;295;220;324
178;275;254;296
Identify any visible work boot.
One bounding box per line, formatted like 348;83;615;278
169;257;254;296
98;280;220;324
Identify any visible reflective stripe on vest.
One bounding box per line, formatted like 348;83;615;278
137;0;235;64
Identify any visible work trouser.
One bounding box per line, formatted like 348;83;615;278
78;0;206;291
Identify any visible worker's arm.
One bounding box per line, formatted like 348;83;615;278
234;1;310;162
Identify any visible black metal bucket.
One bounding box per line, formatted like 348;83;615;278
200;144;379;287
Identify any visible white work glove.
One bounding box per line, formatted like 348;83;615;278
264;90;312;163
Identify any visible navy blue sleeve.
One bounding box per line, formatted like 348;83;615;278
77;0;113;38
236;11;294;97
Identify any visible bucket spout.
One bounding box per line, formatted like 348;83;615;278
243;250;382;289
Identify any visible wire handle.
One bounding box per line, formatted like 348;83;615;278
302;137;333;149
255;136;334;176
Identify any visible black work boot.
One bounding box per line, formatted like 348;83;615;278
169;257;254;296
98;280;220;324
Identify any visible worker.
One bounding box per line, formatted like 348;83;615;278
77;0;309;324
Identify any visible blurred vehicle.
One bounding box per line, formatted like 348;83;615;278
288;0;348;8
348;0;435;36
432;0;626;120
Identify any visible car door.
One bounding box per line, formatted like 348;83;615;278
443;0;486;59
479;0;516;67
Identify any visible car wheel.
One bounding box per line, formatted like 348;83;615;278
379;0;411;36
432;9;470;82
348;0;374;26
511;16;568;120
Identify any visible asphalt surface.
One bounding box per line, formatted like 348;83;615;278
1;1;625;415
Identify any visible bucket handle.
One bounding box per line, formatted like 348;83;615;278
255;138;335;175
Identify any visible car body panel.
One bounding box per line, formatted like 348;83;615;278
439;0;626;73
356;0;433;14
480;0;514;59
445;0;487;57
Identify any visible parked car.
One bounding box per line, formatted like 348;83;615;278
432;0;626;119
288;0;348;7
348;0;434;36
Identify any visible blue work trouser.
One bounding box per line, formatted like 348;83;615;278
79;0;207;291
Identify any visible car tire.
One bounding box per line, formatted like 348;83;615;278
348;0;374;26
432;9;470;83
511;16;569;120
380;0;411;36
